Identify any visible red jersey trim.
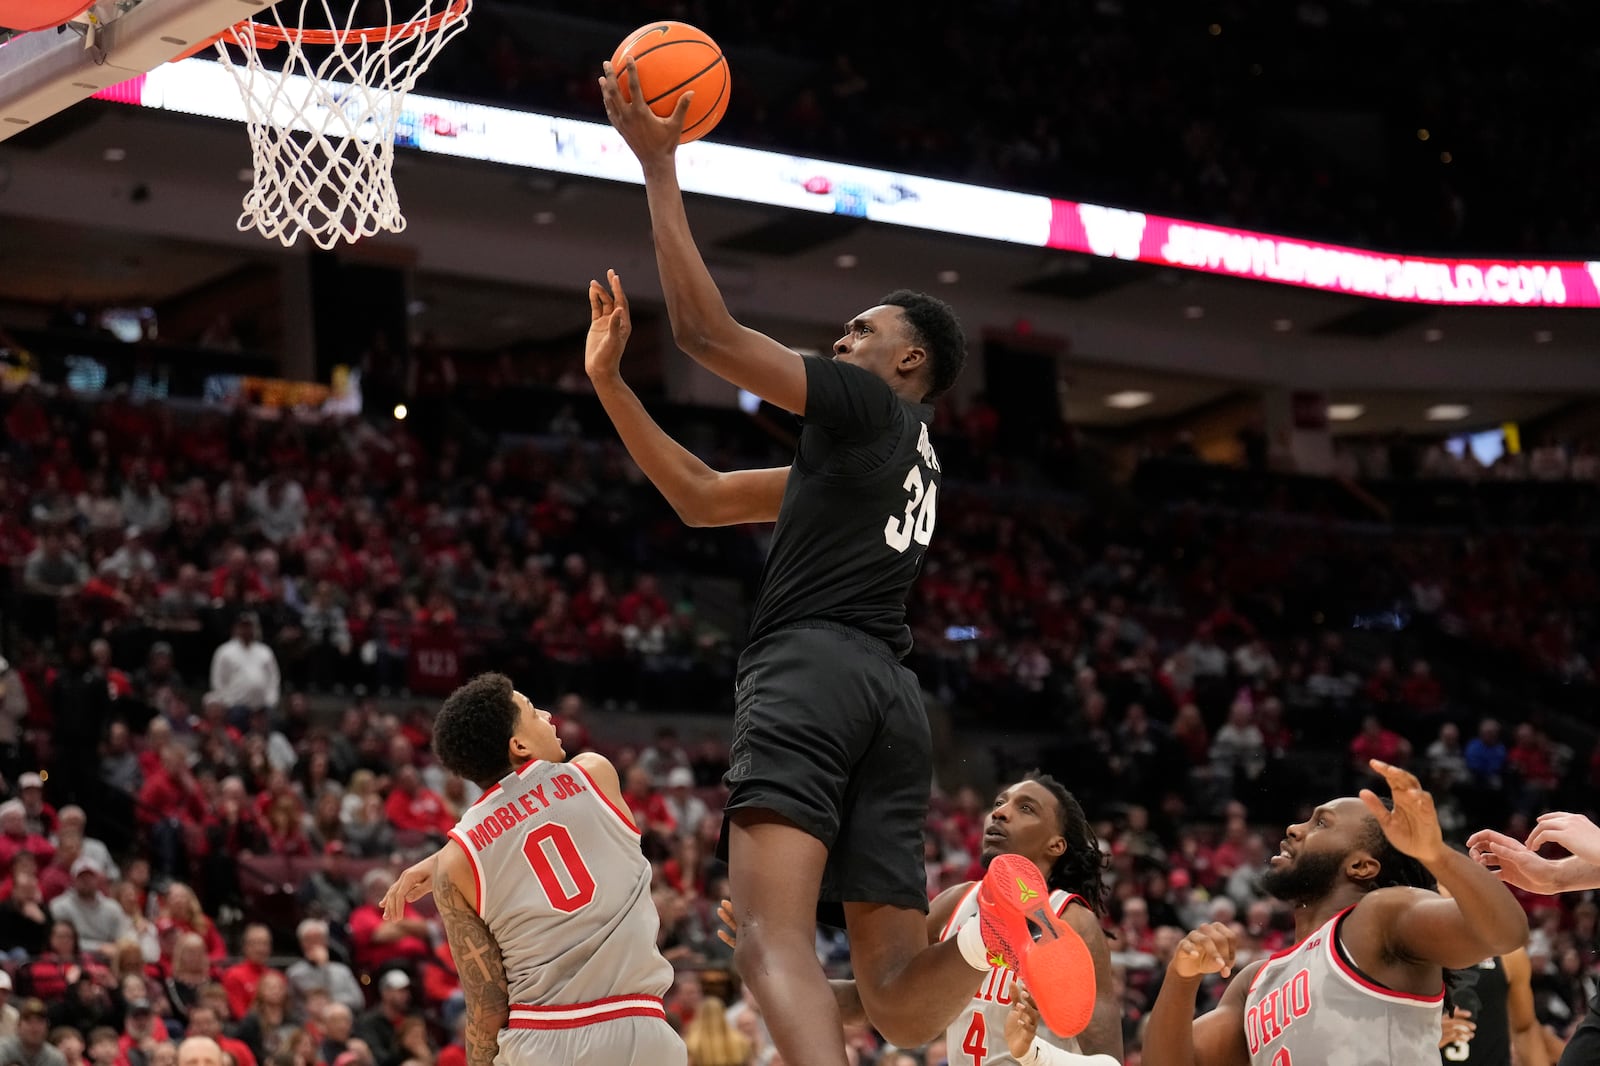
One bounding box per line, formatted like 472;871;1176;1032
1055;891;1085;918
572;762;640;835
445;830;484;914
465;760;541;814
466;783;503;812
506;995;665;1030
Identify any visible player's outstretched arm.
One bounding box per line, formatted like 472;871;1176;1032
382;851;444;919
1504;947;1553;1066
435;846;510;1066
1142;923;1254;1066
1060;904;1124;1060
585;271;789;528
1358;760;1527;967
1466;827;1600;894
599;60;808;416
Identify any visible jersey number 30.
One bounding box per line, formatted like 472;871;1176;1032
521;823;596;913
884;465;938;553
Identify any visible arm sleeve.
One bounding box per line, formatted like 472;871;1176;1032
802;357;902;441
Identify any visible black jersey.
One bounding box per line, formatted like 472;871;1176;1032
1443;956;1510;1066
746;356;939;658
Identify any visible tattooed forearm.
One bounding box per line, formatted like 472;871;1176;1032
436;862;509;1066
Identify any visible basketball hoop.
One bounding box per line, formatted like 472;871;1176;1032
208;0;471;249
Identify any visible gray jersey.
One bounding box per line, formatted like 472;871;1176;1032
939;884;1085;1065
1244;907;1443;1066
447;759;673;1029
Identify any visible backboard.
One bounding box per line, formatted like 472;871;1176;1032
0;0;273;140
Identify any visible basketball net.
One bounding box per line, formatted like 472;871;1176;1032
212;0;471;249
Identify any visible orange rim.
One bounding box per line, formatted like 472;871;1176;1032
219;0;468;50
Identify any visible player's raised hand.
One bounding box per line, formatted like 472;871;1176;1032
715;897;739;950
1526;812;1600;866
381;856;435;920
586;270;632;380
1172;922;1238;980
1360;759;1446;865
1005;979;1041;1059
1466;828;1577;894
598;57;692;169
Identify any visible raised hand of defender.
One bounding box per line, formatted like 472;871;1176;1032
1466;827;1576;894
1526;812;1600;866
598;58;693;168
1172;922;1238;980
1360;759;1446;864
1006;979;1041;1059
586;270;632;380
715;898;739;950
381;856;435;920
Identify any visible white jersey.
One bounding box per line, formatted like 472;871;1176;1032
939;884;1086;1065
1244;906;1443;1066
447;758;674;1030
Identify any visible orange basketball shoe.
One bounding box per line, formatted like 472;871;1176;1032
976;853;1097;1037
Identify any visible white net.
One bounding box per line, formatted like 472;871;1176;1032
214;0;471;249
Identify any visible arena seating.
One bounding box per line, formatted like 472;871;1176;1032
3;364;1598;1065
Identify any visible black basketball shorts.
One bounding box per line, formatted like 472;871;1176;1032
716;621;932;926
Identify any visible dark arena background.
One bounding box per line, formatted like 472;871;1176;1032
1;1;1598;1064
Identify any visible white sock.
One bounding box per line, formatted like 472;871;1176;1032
956;917;992;972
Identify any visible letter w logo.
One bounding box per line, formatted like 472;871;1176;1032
1079;205;1147;261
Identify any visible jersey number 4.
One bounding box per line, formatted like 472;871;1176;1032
521;823;596;913
962;1013;986;1066
884;465;938;553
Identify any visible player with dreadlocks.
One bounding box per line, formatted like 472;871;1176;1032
721;772;1119;1065
1141;760;1527;1066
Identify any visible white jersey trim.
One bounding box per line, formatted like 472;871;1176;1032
507;995;666;1030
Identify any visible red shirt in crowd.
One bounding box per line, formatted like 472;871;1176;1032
384;786;454;836
348;902;432;973
406;620;463;697
1350;727;1408;768
18;952;111;1001
222;959;282;1020
216;1035;258;1066
136;770;208;829
0;831;55;870
623;788;675;838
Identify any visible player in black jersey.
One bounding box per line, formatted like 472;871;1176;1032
1438;947;1548;1066
595;60;1096;1066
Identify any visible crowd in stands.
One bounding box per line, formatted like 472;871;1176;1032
422;0;1600;256
1334;436;1600;484
3;375;1600;1066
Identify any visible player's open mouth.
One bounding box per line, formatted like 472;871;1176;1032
984;827;1006;841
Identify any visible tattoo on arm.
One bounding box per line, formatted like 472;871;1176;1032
436;864;509;1066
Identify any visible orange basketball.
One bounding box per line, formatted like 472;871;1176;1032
610;21;730;144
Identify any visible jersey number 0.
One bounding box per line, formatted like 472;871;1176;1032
521;823;597;913
884;465;938;553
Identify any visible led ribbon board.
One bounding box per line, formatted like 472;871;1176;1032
92;58;1600;308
